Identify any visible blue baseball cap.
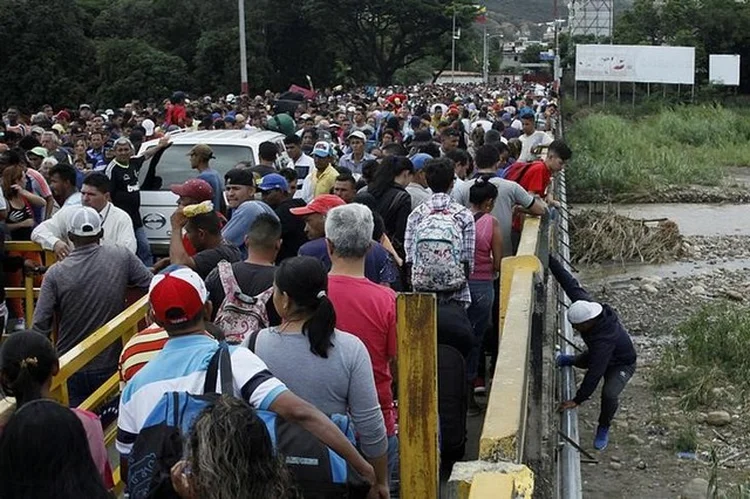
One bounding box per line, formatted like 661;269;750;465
257;173;289;192
410;153;433;171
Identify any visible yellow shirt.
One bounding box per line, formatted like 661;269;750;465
313;165;339;197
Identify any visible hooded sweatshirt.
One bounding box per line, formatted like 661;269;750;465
549;256;637;404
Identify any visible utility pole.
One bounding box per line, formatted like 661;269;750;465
238;0;249;95
483;24;489;84
451;6;457;84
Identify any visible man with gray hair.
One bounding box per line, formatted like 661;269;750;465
325;203;400;494
295;195;397;285
104;135;171;265
40;130;72;164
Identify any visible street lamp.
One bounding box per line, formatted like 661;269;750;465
238;0;248;95
483;32;503;84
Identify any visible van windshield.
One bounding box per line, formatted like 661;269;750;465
138;144;255;191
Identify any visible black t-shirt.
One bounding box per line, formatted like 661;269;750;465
106;157;145;228
249;164;277;179
275;198;308;263
205;262;280;325
193;242;243;279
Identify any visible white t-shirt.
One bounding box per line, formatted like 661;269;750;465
519;131;553;162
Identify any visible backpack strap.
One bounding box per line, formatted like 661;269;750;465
218;343;233;394
247;330;261;353
203;342;234;395
217;260;239;301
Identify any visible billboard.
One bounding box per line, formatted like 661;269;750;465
709;55;740;86
575;45;695;84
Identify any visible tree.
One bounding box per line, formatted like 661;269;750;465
0;0;96;110
521;43;546;63
95;39;190;107
303;0;477;85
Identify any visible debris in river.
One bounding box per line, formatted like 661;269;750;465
570;208;685;264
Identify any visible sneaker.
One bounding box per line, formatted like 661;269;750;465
473;377;486;395
594;426;610;450
467;394;482;417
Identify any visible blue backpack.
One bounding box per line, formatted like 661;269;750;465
127;342;370;499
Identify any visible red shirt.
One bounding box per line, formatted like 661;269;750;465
328;274;398;435
506;160;551;232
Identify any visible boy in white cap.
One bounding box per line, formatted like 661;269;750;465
549;255;637;451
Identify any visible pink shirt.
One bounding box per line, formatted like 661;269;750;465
72;408;114;489
328;274;398;435
470;213;495;281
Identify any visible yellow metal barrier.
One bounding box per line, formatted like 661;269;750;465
4;241;56;326
0;290;149;494
451;213;544;497
49;295;149;404
397;293;440;499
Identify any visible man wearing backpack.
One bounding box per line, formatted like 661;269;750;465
404;157;475;307
505;140;572;252
116;266;377;493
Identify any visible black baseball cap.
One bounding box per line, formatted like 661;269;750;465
224;168;255;187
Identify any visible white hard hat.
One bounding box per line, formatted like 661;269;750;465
567;301;603;325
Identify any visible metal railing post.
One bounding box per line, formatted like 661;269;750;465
397;293;439;499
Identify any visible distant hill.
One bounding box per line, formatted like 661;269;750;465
485;0;634;27
485;0;564;25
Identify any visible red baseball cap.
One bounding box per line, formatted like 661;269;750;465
290;194;345;216
170;178;214;202
149;266;209;326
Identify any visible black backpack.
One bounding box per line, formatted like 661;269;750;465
438;344;468;463
127;343;233;498
245;331;371;498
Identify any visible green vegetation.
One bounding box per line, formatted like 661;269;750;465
0;0;483;109
652;303;750;410
566;106;750;200
672;426;698;453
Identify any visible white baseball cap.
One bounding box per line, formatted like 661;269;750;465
567;301;603;325
68;206;102;237
348;130;367;142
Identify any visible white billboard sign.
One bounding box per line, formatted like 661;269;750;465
576;44;695;84
709;55;740;86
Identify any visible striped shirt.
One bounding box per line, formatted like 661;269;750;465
118;324;169;389
116;334;287;456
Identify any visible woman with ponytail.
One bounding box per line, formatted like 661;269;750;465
0;331;113;488
252;256;389;497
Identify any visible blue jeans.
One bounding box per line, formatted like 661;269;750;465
134;226;153;266
388;434;399;497
466;280;495;381
67;367;115;407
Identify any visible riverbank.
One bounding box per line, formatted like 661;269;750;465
564;106;750;203
572;233;750;498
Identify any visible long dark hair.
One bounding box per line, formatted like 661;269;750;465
188;396;299;499
275;257;336;358
0;399;112;499
0;330;58;408
368;155;414;198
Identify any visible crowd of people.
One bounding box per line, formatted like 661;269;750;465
0;81;617;499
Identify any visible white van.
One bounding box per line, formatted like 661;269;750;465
136;129;290;254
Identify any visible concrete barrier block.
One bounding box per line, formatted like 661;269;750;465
445;461;534;499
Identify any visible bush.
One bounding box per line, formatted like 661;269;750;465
653;303;750;409
565;106;750;200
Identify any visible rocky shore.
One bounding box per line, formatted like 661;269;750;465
573;234;750;498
